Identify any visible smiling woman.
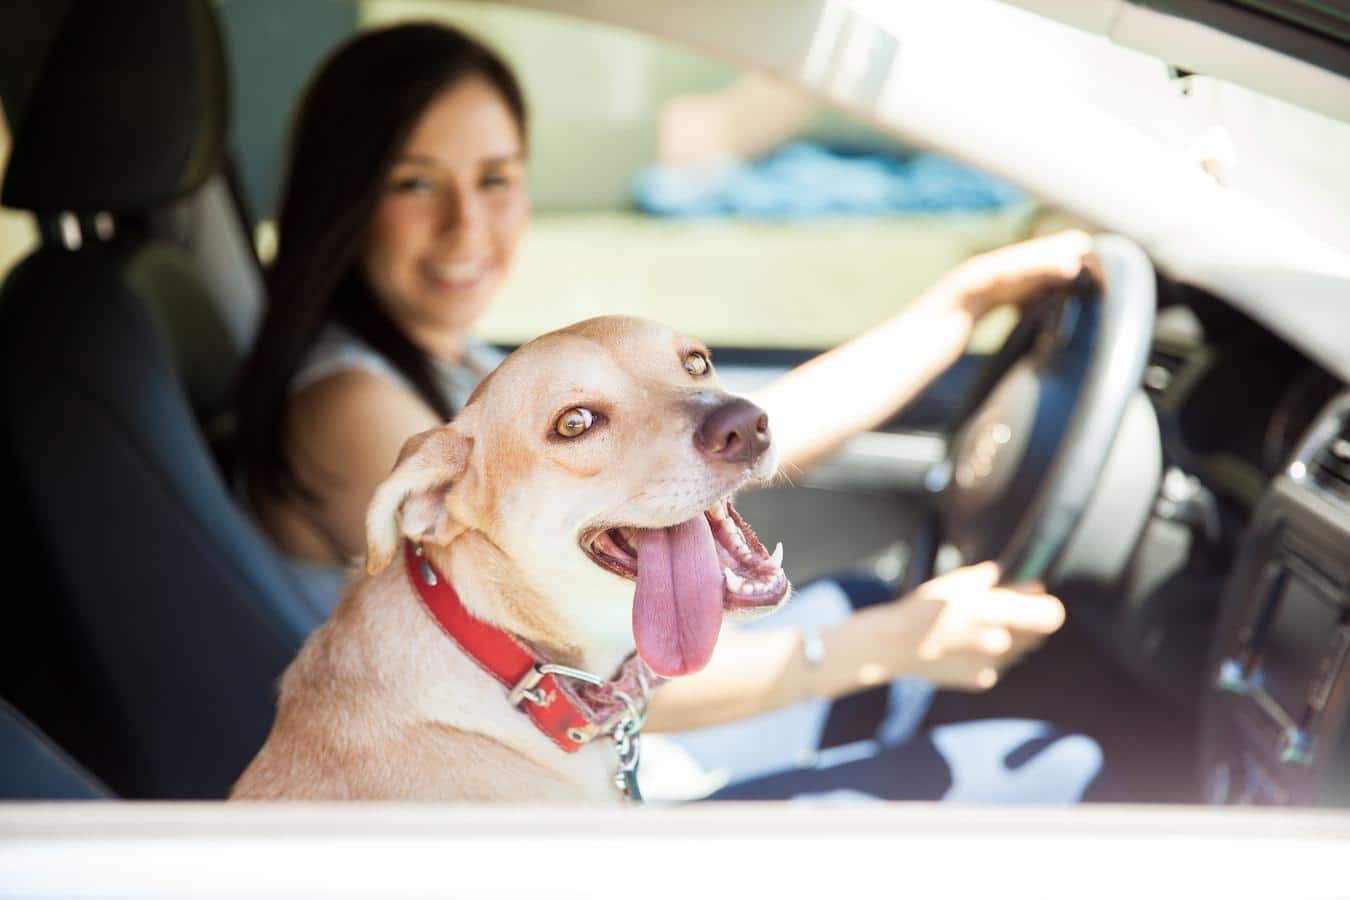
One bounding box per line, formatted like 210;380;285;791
233;24;530;561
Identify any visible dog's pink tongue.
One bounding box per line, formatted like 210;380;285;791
632;515;724;677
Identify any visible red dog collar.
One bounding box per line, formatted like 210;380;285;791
403;541;654;754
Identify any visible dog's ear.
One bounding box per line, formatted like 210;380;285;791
365;425;473;575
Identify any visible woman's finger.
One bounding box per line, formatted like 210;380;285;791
919;622;1011;660
922;560;1001;593
974;625;1013;655
926;652;1003;692
951;588;1066;634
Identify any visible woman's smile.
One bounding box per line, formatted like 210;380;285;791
421;257;492;293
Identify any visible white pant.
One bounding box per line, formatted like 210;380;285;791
642;580;1103;803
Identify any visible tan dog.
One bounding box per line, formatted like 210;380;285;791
231;316;789;802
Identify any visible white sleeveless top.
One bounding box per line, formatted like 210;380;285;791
291;322;505;410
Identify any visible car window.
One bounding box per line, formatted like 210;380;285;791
218;0;1072;353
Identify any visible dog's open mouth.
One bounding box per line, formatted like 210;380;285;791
583;499;789;677
586;501;787;608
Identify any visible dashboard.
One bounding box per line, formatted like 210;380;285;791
1119;282;1350;806
1200;390;1350;806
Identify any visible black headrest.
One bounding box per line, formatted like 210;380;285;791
2;0;229;215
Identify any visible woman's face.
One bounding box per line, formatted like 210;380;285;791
363;75;529;355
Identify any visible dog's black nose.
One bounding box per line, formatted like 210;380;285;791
697;397;771;464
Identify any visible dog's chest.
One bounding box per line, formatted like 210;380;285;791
410;656;630;803
548;739;627;803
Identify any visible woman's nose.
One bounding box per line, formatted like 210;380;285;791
437;187;484;235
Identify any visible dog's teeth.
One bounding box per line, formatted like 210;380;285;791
724;567;746;592
709;503;726;521
769;542;784;567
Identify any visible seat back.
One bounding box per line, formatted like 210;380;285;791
0;0;324;798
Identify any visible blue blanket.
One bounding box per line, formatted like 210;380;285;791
633;142;1024;219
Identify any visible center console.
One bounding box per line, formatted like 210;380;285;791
1202;392;1350;805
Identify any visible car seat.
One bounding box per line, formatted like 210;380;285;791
0;697;111;800
0;0;326;798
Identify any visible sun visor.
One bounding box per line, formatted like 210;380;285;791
1;0;228;215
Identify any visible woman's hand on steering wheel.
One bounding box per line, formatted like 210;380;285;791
943;229;1099;320
872;561;1066;692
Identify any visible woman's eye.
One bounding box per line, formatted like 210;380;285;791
555;407;595;438
683;351;710;377
391;175;434;193
481;174;511;189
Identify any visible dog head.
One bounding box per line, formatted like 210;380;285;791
366;315;790;677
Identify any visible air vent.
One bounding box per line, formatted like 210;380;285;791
1311;423;1350;502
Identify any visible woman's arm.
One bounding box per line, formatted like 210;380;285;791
281;370;443;562
747;280;975;474
750;230;1094;474
643;563;1064;733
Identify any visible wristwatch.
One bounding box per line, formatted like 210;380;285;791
801;626;825;669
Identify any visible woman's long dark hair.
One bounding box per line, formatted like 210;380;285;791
233;23;526;503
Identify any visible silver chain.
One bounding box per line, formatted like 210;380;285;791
609;688;646;803
612;720;643;802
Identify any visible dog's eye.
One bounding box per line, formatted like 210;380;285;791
555;407;595;438
683;351;710;377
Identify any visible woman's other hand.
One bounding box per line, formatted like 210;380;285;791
752;229;1098;474
942;229;1098;320
874;561;1065;691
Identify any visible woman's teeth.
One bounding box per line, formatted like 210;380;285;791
432;260;486;285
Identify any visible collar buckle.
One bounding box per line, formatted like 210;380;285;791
507;665;550;708
508;662;608;709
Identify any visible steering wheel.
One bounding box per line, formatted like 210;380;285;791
908;234;1156;590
